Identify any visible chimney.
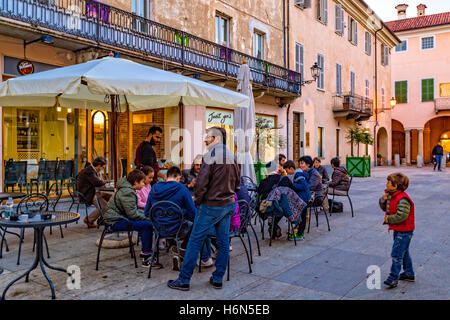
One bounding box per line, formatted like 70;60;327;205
417;4;427;17
395;4;409;20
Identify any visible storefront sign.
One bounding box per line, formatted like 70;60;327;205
17;60;34;75
256;115;275;128
206;109;234;126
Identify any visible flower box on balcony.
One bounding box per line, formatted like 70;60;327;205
174;32;190;47
219;46;232;62
86;0;110;24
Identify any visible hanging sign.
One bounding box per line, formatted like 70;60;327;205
17;60;35;75
206;109;234;126
256;115;275;128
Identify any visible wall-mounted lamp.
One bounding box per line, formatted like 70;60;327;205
57;106;62;112
301;62;321;86
24;35;54;59
390;97;397;109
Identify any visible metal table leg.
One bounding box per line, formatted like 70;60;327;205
1;226;69;300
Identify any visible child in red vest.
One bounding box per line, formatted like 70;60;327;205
379;173;415;289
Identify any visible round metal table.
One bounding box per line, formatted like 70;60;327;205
0;211;80;300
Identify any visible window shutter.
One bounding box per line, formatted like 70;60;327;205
384;46;389;65
324;0;328;25
295;44;300;73
422;79;434;101
336;63;342;95
317;0;321;21
354;21;358;44
395;81;407;103
305;0;311;9
335;5;340;33
381;45;385;65
340;7;345;35
350;71;355;96
348;16;352;40
300;45;304;82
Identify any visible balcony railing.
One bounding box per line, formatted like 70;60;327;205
435;97;450;113
333;93;373;120
0;0;301;94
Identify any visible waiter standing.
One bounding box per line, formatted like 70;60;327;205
135;126;166;183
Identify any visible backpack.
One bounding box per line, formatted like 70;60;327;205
328;200;343;213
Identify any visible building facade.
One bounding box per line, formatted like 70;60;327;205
287;0;398;166
387;4;450;166
0;0;301;189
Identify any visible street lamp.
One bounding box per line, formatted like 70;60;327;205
390;97;397;109
301;62;321;85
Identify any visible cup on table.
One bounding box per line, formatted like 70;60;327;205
19;214;28;222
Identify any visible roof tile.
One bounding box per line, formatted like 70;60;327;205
386;12;450;32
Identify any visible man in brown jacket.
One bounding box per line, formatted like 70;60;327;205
76;157;110;227
168;126;240;291
327;157;350;196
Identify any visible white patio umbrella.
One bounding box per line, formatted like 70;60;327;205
0;57;249;180
234;62;256;184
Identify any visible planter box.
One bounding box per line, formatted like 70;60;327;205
253;162;268;184
346;156;371;177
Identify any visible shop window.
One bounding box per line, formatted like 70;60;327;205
253;114;277;163
92;111;107;160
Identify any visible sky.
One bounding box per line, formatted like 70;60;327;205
363;0;450;22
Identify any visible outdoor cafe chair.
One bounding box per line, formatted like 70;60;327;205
30;160;58;194
4;160;29;193
307;189;331;233
329;175;354;217
0;193;51;265
199;200;253;281
95;196;138;271
147;201;186;279
68;178;93;226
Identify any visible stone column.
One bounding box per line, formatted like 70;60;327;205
405;129;411;165
417;129;423;167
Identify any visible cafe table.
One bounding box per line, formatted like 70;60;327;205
0;211;80;300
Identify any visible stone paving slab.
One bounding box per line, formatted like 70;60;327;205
1;166;449;300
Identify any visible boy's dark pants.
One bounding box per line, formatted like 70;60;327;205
389;231;414;280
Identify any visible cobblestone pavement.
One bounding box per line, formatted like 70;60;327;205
1;166;449;300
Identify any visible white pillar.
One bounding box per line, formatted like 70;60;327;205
405;129;411;166
417;129;423;167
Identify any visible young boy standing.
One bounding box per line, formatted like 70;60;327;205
379;173;415;289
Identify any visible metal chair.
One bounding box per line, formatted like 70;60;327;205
329;175;354;217
95;196;138;271
4;160;29;193
307;189;331;233
30;160;58;194
147;201;186;279
67;178;93;226
199;200;253;281
245;190;261;261
0;193;51;265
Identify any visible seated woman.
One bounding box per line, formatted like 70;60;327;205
136;166;154;210
180;155;202;196
313;157;330;182
291;169;312;241
328;157;350;196
103;170;158;268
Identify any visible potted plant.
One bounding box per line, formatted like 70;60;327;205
345;126;373;177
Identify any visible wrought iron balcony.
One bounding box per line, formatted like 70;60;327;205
0;0;301;95
333;93;373;121
435;98;450;113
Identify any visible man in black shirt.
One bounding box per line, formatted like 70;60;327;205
135;126;166;183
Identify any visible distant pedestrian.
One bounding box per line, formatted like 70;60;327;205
379;173;415;289
432;141;444;171
167;126;240;291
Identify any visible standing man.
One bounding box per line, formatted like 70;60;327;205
168;126;240;291
432;141;444;171
135;126;166;182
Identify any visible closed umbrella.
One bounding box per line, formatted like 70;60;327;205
234;62;256;184
0;57;249;181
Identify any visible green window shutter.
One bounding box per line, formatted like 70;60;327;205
395;81;407;103
422;79;434;102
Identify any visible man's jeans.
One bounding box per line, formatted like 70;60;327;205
178;202;236;285
112;219;153;253
389;231;414;280
434;155;443;170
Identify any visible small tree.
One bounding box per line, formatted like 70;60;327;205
346;126;361;157
359;129;374;156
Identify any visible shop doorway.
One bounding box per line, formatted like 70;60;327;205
440;131;450;163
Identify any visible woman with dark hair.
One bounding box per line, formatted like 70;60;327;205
137;166;155;209
104;169;158;268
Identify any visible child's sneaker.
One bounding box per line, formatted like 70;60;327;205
142;255;163;269
197;257;214;267
399;272;415;282
383;277;398;289
288;231;304;241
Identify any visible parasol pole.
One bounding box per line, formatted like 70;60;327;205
111;94;119;184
